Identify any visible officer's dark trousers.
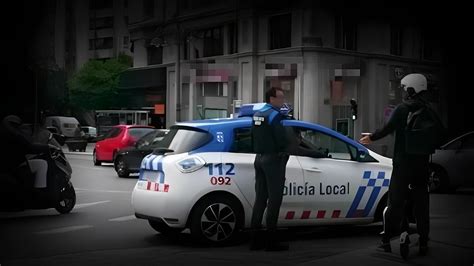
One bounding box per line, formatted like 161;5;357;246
383;161;430;243
251;153;289;231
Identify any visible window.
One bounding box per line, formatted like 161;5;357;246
89;37;113;50
228;22;238;54
269;13;291;50
147;46;163;65
128;128;155;139
159;126;212;154
462;134;474;149
105;127;122;139
89;0;113;10
89;16;114;30
144;0;154;18
297;127;355;160
203;27;223;57
335;16;357;51
230;127;253;153
422;28;441;60
390;25;403;56
123;36;130;49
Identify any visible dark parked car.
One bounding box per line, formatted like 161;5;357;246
429;131;474;193
114;129;169;177
93;125;155;166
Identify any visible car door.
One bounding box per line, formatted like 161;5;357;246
289;125;389;222
101;127;123;161
221;126;305;227
445;133;474;187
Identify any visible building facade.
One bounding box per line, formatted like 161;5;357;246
123;1;444;157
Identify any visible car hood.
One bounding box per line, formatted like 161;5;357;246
368;150;392;166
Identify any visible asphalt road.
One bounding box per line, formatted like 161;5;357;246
1;153;473;266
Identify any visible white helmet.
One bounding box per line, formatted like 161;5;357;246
400;73;427;94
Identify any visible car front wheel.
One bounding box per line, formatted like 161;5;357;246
189;195;243;245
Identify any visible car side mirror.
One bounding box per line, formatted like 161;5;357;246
358;149;367;160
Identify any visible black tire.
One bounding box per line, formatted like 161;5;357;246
55;181;76;214
114;156;130;178
93;150;102;166
189;195;243;245
429;164;450;193
148;220;183;236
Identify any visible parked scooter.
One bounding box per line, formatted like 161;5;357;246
0;125;76;214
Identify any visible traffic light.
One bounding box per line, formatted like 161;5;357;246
350;98;358;120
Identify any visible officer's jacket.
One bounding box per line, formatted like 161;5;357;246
251;104;288;154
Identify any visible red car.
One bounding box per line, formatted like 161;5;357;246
93;125;155;166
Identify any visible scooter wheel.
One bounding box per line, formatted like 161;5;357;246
55;182;76;214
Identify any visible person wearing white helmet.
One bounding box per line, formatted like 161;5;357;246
359;73;433;260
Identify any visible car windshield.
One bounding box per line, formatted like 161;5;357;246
157;126;211;153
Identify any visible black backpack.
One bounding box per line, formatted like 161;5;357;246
405;104;447;155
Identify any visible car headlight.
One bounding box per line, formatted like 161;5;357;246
176;156;206;173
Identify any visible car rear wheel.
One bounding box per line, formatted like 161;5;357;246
148;219;183;236
429;164;450;193
114;156;130;178
189;195;243;245
93;150;102;166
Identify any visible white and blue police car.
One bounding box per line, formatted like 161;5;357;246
131;103;393;244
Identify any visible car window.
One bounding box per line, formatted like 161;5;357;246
462;133;474;149
105;127;121;139
297;127;355;160
230;127;253;153
444;139;462;150
128;128;155;139
136;130;158;148
152;130;169;145
158;126;212;153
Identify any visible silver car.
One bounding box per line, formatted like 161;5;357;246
429;131;474;192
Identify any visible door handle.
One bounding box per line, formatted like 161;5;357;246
304;167;322;173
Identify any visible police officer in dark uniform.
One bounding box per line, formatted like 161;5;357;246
249;87;289;251
360;74;433;259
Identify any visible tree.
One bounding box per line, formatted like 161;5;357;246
68;54;132;110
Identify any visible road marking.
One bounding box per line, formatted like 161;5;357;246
74;200;110;209
36;225;94;235
76;188;132;194
108;215;137;222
